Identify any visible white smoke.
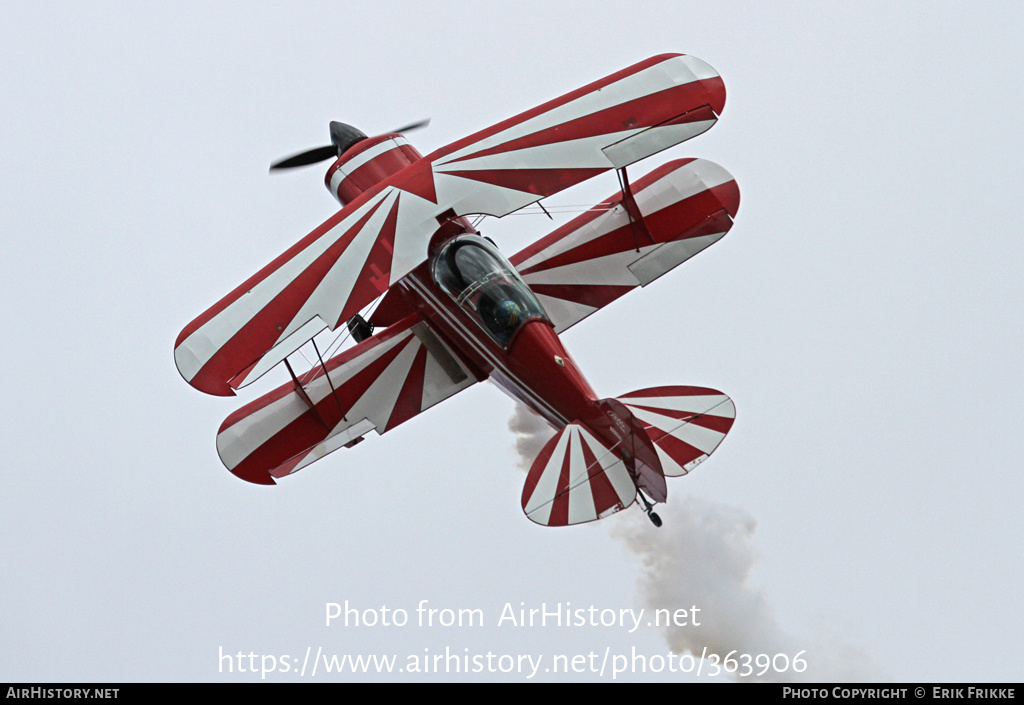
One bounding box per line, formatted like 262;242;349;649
508;403;877;682
612;498;877;681
507;402;556;471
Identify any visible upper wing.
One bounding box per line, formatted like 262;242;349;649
175;53;726;396
422;53;725;217
510;158;740;332
175;187;410;396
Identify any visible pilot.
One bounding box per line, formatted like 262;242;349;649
481;292;523;344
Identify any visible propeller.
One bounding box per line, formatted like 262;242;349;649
388;118;431;134
270;119;430;172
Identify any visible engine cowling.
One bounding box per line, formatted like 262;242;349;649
324;134;423;206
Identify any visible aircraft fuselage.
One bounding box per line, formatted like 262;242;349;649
383;232;629;451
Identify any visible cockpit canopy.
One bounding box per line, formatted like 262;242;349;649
433;236;550;347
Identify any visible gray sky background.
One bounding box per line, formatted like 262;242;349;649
2;1;1022;682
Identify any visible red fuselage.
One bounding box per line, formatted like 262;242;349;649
372;232;650;473
326;134;661;491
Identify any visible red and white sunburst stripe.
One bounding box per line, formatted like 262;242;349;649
216;316;476;485
428;53;725;218
522;422;637;527
511;158;740;333
616;386;736;478
175;54;726;398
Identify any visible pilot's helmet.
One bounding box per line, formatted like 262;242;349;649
498;300;521;327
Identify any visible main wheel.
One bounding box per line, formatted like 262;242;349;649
347;315;374;343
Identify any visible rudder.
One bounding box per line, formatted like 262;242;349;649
616;386;736;477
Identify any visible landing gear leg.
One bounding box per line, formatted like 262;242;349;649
636;490;663;528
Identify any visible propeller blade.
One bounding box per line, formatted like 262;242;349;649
269;145;338;171
389;118;430;134
268;143;339;170
270;120;426;174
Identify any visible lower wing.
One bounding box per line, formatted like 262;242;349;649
216;314;478;484
511;158;739;332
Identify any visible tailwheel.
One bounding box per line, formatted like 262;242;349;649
636;489;663;528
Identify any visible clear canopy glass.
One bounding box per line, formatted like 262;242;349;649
433;236;550;347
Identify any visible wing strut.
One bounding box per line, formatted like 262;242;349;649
283;339;348;429
616;167;655;253
311;339;347;422
284;358;330;430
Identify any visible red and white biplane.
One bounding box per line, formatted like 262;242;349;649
174;53;739;527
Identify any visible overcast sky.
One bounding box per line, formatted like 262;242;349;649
2;1;1022;683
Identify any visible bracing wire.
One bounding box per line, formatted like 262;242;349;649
294;293;385;388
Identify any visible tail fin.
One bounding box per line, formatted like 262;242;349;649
596;397;667;502
615;386;736;477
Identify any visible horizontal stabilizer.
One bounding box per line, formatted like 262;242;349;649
521;422;638;527
216;315;477;484
616;386;736;477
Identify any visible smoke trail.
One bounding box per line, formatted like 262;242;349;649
507;402;555;471
612;498;877;681
507;403;876;682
